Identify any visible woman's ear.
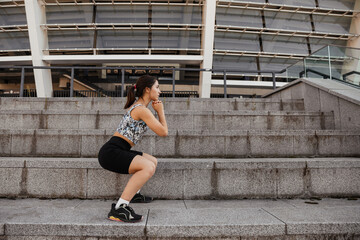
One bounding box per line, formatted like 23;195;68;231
145;87;150;93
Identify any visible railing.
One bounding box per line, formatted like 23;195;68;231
0;65;283;98
286;45;360;89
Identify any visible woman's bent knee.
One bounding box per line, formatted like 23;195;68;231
129;155;156;175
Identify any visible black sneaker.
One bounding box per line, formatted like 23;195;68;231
108;203;143;223
130;193;153;203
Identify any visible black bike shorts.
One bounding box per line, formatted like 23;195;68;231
98;136;143;174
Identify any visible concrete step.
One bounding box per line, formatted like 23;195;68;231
0;97;305;111
1;157;359;199
0;198;359;239
0;109;335;131
1;129;359;157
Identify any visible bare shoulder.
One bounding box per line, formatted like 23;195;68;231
131;105;152;120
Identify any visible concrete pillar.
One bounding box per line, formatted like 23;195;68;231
199;0;216;98
344;0;360;85
25;0;53;97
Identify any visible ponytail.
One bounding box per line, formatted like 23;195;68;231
124;75;157;109
124;85;136;109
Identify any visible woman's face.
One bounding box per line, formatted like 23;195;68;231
149;80;161;101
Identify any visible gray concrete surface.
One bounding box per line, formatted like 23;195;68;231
0;109;335;131
1;157;359;199
0;198;359;239
0;97;305;111
264;78;360;130
1;129;359;157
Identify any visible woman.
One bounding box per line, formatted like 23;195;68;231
98;75;168;223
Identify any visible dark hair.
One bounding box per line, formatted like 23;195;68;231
124;75;157;109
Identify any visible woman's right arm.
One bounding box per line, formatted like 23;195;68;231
136;102;168;137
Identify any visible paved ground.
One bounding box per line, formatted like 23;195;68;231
0;198;359;239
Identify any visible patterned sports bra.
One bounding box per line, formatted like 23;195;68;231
116;104;149;145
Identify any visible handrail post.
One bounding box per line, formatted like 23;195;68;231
121;68;125;97
19;67;25;97
172;69;175;98
223;70;227;98
272;72;276;90
70;67;74;97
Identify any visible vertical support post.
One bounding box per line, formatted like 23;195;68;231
199;0;216;98
272;72;276;90
328;45;332;80
172;69;176;98
303;58;307;78
20;67;25;97
121;68;125;97
223;70;227;98
70;68;74;97
24;0;53;97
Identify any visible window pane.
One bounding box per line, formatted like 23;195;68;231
48;31;93;49
152;6;201;24
264;12;312;31
318;0;355;10
268;0;316;7
152;30;200;49
309;38;347;53
0;32;29;50
213;55;258;72
97;30;148;48
0;7;27;26
214;32;260;52
259;57;297;75
96;5;148;24
216;8;263;28
224;0;266;3
262;35;308;55
313;15;352;34
46;5;93;24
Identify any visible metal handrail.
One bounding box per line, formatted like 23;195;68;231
0;65;282;98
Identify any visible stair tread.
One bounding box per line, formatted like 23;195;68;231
0;198;359;238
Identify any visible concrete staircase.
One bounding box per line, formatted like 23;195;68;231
1;79;359;239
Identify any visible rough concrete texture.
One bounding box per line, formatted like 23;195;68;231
0;110;335;131
2;129;359;157
0;97;305;111
0;198;359;239
1;157;359;199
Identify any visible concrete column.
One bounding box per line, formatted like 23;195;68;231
25;0;53;97
199;0;216;98
345;0;360;85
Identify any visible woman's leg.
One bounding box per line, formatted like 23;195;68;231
142;153;158;168
120;155;156;201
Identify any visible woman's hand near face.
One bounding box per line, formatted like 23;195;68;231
152;100;164;113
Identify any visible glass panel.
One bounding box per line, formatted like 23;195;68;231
223;0;266;3
216;8;263;28
97;30;148;48
309;38;347;53
268;0;316;7
304;46;331;79
264;12;312;31
259;58;297;76
152;6;201;24
329;46;360;85
286;60;305;80
313;15;352;34
0;32;30;50
0;7;27;26
48;30;94;49
317;0;355;10
152;30;200;49
46;5;93;24
214;32;260;51
213;55;258;72
96;5;148;24
262;35;308;55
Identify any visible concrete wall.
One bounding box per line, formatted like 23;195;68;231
265;79;360;130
